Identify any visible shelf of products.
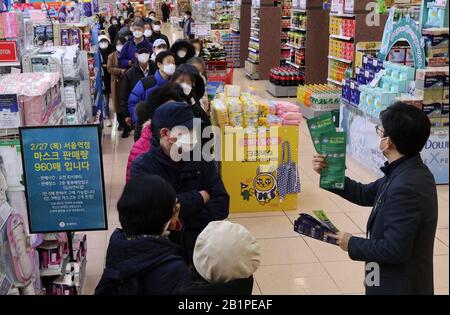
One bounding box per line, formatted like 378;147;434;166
245;0;282;80
326;0;388;86
286;0;330;84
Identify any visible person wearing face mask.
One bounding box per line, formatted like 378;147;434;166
143;20;153;40
118;20;153;68
150;20;170;47
131;102;230;263
182;10;194;39
119;47;156;138
99;35;115;127
190;38;203;58
312;102;437;295
108;16;120;43
151;39;168;62
95;175;191;295
171;64;211;148
107;37;127;131
128;51;175;140
170;39;195;66
126;83;186;181
147;10;156;22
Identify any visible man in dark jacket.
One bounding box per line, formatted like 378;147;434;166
150;20;170;47
95;175;191;295
130;102;230;261
119;20;153;68
313;102;438;295
128;51;175;125
119;47;157;138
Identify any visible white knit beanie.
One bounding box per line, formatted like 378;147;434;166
193;221;261;283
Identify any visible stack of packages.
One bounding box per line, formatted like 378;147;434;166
202;41;227;62
28;46;86;125
297;84;341;112
0;72;64;128
210;85;301;129
275;102;302;125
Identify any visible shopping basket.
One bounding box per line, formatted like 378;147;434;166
205;61;234;85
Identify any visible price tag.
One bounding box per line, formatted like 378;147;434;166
373;59;378;67
350;82;355;89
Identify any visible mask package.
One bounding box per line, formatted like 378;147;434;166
307;112;346;190
293;209;339;245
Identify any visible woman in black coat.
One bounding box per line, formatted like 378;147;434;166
108;16;121;43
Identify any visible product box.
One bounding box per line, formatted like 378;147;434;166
422;101;443;126
0;94;22;129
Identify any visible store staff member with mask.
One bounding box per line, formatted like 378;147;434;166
130;102;230;262
312;102;438;295
119;20;153;68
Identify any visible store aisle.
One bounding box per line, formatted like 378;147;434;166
82;24;449;295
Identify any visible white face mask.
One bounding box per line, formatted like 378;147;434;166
163;63;176;76
99;42;109;49
177;50;187;58
184;15;188;19
144;29;152;37
379;137;389;156
137;53;150;64
116;44;123;52
112;20;118;25
153;25;161;32
195;50;200;57
180;82;192;96
133;30;143;38
175;131;197;152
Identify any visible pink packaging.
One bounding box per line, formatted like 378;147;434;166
278;111;302;120
2;12;19;38
276;102;300;113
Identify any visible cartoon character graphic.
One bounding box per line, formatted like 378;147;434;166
252;167;277;205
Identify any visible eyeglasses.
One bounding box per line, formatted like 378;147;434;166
375;125;385;138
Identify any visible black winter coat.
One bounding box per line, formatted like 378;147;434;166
95;229;191;295
329;154;438;295
130;141;230;261
119;63;157;115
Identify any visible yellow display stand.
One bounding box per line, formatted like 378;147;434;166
220;125;299;213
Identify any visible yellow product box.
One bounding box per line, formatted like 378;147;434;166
229;113;244;127
224;85;241;97
211;99;229;127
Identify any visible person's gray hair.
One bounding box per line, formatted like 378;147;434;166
187;57;206;72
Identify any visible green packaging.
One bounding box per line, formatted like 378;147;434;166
307;112;336;152
313;209;339;233
319;131;346;190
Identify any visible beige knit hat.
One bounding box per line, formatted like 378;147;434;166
193;221;261;283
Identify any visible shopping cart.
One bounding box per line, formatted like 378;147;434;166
205;61;234;85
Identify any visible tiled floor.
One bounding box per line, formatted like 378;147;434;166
82;24;449;295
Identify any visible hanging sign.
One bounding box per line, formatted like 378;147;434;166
20;125;107;233
378;7;426;69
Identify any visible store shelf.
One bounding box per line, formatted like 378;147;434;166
330;12;356;18
250;27;260;31
329;34;353;41
245;71;260;80
40;256;69;277
250;36;259;41
230;28;240;32
0;61;21;67
248;47;259;53
328;55;353;64
286;43;305;49
291;26;307;31
292;8;307;13
327;77;343;86
253;16;260;20
286;60;304;69
246;58;259;64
